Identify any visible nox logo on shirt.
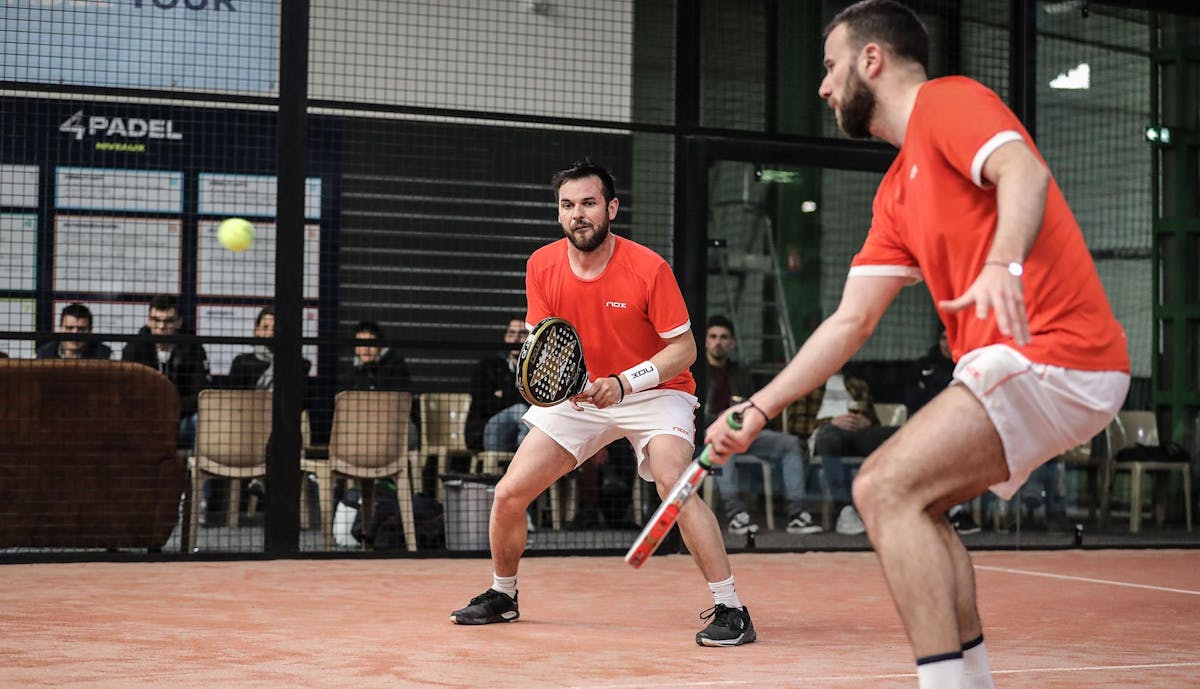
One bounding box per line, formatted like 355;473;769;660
605;301;628;309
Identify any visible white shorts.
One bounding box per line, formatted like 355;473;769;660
522;388;699;482
953;344;1130;500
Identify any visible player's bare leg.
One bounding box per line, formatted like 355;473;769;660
450;427;574;625
644;433;755;646
933;511;983;644
643;434;731;582
851;386;1008;675
490;427;577;576
933;507;997;688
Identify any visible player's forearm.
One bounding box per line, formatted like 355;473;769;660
750;311;871;419
620;333;695;393
648;334;696;384
748;275;902;419
986;148;1050;263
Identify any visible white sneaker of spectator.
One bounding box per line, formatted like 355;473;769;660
836;505;866;535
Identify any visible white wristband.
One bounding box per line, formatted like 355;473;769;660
621;360;660;393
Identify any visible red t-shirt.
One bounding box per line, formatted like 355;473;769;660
850;76;1129;372
525;235;696;394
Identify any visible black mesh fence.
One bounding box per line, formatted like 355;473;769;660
1;0;1195;559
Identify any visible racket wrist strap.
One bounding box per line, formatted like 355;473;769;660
743;398;771;424
621;360;660;393
608;374;626;404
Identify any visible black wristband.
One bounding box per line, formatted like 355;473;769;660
743;398;770;424
608;374;625;404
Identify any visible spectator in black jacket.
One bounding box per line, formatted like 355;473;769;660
466;317;528;453
228;305;311;390
122;294;211;448
36;303;113;361
905;328;982;535
344;320;418;448
905;327;954;417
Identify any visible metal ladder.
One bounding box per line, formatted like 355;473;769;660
708;165;797;361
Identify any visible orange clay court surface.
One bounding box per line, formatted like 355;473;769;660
1;550;1198;688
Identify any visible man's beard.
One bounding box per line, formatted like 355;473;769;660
566;218;610;252
838;68;876;139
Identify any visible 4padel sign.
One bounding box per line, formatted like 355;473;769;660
59;110;184;153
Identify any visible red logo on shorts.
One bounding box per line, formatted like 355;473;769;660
673;426;689;435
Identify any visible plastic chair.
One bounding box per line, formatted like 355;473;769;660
1106;411;1192;533
874;402;908;427
419;392;471;501
187;389;273;552
301;391;417;550
1060;434;1106;526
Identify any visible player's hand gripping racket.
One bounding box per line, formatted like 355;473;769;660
515;317;590;407
624;411;744;568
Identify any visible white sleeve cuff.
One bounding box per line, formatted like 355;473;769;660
847;264;924;285
971;130;1024;187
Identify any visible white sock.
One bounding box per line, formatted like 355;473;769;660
916;654;964;689
491;572;517;599
707;575;742;609
962;636;996;689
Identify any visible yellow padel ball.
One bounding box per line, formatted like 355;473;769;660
217;218;255;252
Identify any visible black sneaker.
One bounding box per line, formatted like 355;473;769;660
450;589;519;625
786;511;824;535
695;604;756;647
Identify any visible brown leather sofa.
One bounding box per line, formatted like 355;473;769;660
0;359;185;550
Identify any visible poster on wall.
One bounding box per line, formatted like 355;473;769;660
55;167;183;213
197;303;318;377
0;214;37;291
199;173;322;220
0;164;38;207
53;216;182;294
197;220;320;299
0;1;278;94
0;299;36;359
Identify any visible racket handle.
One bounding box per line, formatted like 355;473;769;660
727;410;744;431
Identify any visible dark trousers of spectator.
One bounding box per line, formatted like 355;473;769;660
813;424;900;507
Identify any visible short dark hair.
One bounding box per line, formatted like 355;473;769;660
148;294;179;314
825;0;929;73
706;314;736;337
255;305;275;327
354;320;383;339
552;160;617;204
60;303;94;327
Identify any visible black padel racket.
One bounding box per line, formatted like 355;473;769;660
515;317;590;407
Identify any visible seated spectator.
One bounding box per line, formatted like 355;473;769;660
226;305;313;522
704;315;820;536
343;320;419;450
121;294;211;449
789;368;897;535
465;316;529;454
228;305;311;389
36;303;112;360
